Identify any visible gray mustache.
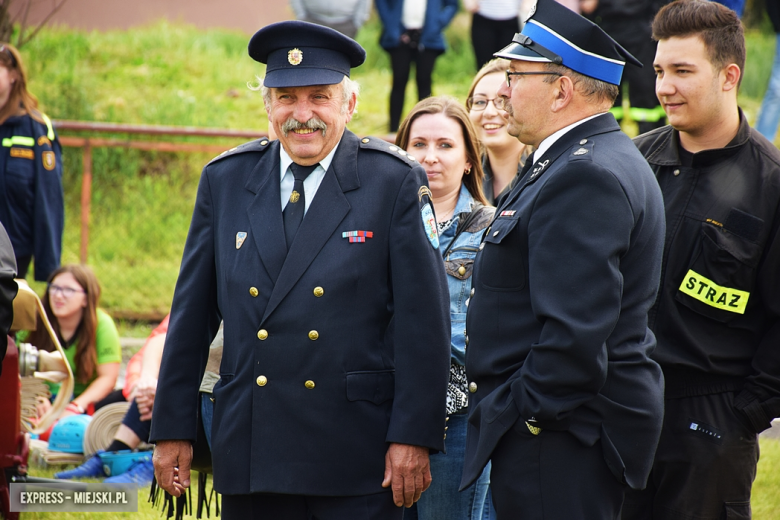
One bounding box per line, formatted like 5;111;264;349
281;117;328;137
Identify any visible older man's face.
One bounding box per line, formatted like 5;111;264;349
496;60;558;148
267;82;355;166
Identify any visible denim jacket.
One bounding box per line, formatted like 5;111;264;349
438;185;494;366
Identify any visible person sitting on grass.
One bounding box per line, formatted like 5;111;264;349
55;314;170;486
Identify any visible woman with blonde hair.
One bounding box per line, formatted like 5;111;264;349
0;42;63;281
466;58;531;205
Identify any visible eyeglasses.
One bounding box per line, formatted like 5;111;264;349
48;284;85;299
505;70;562;88
467;96;503;112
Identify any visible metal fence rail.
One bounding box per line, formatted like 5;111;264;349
53;120;269;263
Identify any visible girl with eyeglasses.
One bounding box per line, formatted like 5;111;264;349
0;42;64;282
466;58;532;206
22;264;121;420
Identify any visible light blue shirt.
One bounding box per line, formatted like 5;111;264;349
279;139;340;214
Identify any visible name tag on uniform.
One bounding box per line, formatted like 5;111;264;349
678;269;749;314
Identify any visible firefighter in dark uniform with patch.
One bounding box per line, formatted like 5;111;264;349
624;2;780;518
150;21;451;520
459;2;666;518
0;43;63;282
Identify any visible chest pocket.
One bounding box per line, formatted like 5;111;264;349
478;215;525;291
5;152;35;210
675;220;762;323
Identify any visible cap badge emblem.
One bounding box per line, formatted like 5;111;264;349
288;48;303;66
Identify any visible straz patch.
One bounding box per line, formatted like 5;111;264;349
421;203;439;249
678;269;749;314
42;151;56;171
10;147;34;160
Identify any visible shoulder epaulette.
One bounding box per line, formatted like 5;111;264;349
359;136;418;167
208;137;273;166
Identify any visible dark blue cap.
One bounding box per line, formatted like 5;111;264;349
494;0;641;85
248;21;366;88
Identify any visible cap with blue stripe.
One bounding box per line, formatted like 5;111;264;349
494;0;641;86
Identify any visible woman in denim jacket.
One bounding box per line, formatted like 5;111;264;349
396;96;495;520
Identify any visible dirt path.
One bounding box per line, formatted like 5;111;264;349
16;0;291;34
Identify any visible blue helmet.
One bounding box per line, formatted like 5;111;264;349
48;414;93;453
99;450;152;476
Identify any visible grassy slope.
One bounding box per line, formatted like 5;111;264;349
15;17;776;316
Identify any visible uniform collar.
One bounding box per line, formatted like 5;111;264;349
644;108;751;167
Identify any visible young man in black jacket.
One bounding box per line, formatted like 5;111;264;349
627;1;780;518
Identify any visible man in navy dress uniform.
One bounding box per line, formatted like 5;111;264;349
460;1;667;518
150;21;450;520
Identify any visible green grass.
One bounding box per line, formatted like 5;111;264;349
11;18;779;317
19;437;780;518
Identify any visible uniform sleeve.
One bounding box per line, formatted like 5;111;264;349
735;202;780;432
32;134;64;281
511;164;635;425
385;165;451;451
95;309;122;364
150;168;220;443
0;223;18;375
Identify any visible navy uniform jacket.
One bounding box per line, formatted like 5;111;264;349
0;112;63;281
461;114;666;491
150;129;451;496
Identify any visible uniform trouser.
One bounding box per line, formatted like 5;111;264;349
598;18;665;135
470;13;520;70
489;421;625;520
622;392;760;520
221;490;402;520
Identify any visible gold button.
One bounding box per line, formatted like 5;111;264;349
260;140;269;146
256;375;268;386
465;335;469;346
308;330;319;340
673;169;681;176
249;287;259;297
305;380;315;389
362;138;370;143
257;329;268;340
493;230;499;237
580;139;587;145
479;243;485;250
443;434;447;439
471;288;475;297
313;286;324;297
469;382;478;393
458;265;466;276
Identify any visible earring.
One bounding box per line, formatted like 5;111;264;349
464;167;472;175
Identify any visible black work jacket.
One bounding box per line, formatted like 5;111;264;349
634;112;780;433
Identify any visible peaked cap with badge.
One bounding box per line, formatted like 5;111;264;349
495;0;641;85
248;20;366;88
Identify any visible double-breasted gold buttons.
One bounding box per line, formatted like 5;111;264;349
305;380;315;389
469;382;478;393
257;329;268;340
256;375;268;386
249;287;259;297
313;287;324;297
308;330;319;340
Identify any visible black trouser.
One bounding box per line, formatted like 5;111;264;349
622;392;759;520
221;490;401;520
388;45;441;132
490;421;625;520
599;18;665;134
470;13;520;70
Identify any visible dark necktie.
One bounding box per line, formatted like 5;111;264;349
283;162;318;250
